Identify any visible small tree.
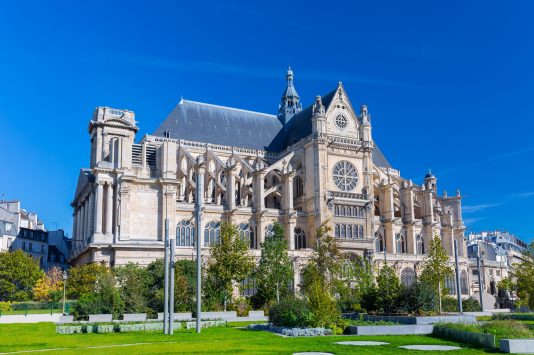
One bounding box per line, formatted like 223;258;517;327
114;263;149;313
67;262;110;299
0;250;44;301
33;267;64;302
510;242;534;309
420;235;453;314
74;272;124;320
208;222;255;310
375;264;401;314
255;222;293;304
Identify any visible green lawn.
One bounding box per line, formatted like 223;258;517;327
0;323;496;354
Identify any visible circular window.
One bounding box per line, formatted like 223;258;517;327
335;114;348;130
332;161;359;191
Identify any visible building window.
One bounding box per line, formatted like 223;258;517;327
401;267;416;286
416;234;425;254
461;270;469;295
334;204;365;218
375;232;384;253
5;222;12;232
445;276;456;295
240;277;257;297
395;233;406;254
41;245;45;254
176;220;195;247
203;221;221;247
294;176;304;198
238;223;256;249
294;227;306;250
335;224;364;240
22;241;26;251
332;160;359;191
264;224;274;239
29;243;33;252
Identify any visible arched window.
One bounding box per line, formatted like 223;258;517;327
265;224;274;239
203;221;220;247
176;220;194;247
294;176;304;198
416;234;425;255
396;233;406;254
294;227;306;250
346;225;352;239
358;225;364;239
335;205;340;216
238;223;256;249
340;224;346;239
445;276;456;295
461;270;469;295
375;232;384;252
335;224;340;238
401;267;416;286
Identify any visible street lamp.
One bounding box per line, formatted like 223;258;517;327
62;270;68;315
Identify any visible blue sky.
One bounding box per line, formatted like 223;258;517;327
1;1;533;242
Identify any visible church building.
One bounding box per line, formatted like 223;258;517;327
70;68;471;294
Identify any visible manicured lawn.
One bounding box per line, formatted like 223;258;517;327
0;322;495;354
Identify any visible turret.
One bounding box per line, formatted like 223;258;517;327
89;107;138;170
278;67;302;124
311;95;326;135
424;169;437;194
359;104;372;142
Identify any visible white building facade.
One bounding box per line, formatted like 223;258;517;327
70;69;470;292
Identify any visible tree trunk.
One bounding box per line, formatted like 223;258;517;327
438;282;442;314
276;283;280;303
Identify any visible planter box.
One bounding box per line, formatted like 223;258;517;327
433;325;496;349
363;314;477;325
248;311;265;318
56;325;83;334
96;324;115;333
500;339;534;354
346;324;434;335
185;320;226;329
157;312;192;321
88;314;112;322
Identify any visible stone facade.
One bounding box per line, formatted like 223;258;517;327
70;69;470;291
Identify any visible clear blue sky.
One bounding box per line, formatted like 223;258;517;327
1;1;533;242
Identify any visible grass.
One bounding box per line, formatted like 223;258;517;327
0;322;496;354
439;320;534;345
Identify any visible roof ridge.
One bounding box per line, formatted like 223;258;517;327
181;99;276;118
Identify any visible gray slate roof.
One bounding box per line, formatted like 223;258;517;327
153;95;391;168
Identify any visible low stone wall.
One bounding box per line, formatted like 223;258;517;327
122;313;147;322
157;312;192;321
363;314;476;325
88;314;112;322
0;313;62;324
201;311;237;320
500;339;534;354
433;325;496;349
56;320;225;334
346;324;434;335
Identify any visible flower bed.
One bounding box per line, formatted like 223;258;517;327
248;323;332;336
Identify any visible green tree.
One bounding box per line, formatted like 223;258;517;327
114;263;149;313
509;242;534;309
420;235;453;314
33;267;64;302
66;262;110;299
255;222;293;304
375;264;401;314
338;253;374;312
73;272;124;320
207;222;255;310
0;250;44;301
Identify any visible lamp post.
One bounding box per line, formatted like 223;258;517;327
62;270;68;315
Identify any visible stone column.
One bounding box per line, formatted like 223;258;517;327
225;164;237;211
105;183;113;236
382;182;395;253
253;171;265;211
81;200;87;243
94;182;104;236
282;171;295;212
422;189;434;249
401;182;416;254
285;216;296;251
119;183;131;241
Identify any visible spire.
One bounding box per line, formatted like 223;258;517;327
278;66;302;124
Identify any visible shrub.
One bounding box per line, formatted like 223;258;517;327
228;297;251;317
305;275;340;328
399;281;438;315
375;265;401;314
462;298;481;312
268;298;313;328
248;323;333;336
441;296;459;312
73;273;124;320
0;301;12;312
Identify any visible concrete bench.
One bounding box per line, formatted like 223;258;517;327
88;314;112;322
157;312;192;321
122;313;147;322
201;311;237;320
58;315;74;323
347;324;434;335
500;339;534;354
248;311;265;318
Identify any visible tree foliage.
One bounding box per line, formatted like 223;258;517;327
509;242;534;309
66;262;110;299
375;265;402;314
73;272;124;320
0;250;44;301
420;235;453;314
114;263;149;313
207;222;255;310
255;223;293;305
33;267;64;302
